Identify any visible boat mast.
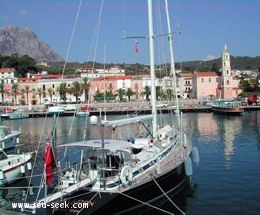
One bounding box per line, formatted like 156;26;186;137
148;0;157;138
164;0;180;128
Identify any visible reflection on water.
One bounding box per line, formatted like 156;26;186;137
0;111;259;214
213;115;243;168
0;179;29;209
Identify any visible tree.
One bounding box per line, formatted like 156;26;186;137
58;82;67;102
143;85;151;101
117;88;125;102
165;88;174;100
69;81;82;103
81;77;90;102
0;83;5;104
239;79;252;92
47;88;53;103
125;88;133;102
37;88;43;104
25;85;30;105
16;55;38;77
156;86;163;100
20;88;25;104
11;83;19;105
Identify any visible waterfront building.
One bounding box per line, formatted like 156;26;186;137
192;71;219;99
18;73;84;105
90;75;131;101
77;66;125;79
0;68;18;104
130;75;146;100
178;72;193;98
18;76;41;105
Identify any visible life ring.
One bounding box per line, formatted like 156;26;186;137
120;165;133;185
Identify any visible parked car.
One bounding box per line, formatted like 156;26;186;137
80;105;94;111
65;104;76;111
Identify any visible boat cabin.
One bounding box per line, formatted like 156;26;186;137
88;148;132;177
0;150;8;160
0;126;12;138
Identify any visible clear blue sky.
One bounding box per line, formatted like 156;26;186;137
1;0;259;64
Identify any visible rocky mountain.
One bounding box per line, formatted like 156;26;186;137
0;26;64;62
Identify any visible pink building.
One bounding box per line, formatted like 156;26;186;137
18;77;41;104
91;75;132;101
192;71;219;99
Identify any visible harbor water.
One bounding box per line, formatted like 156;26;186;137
0;111;259;214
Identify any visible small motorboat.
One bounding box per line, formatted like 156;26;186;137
0;149;33;186
0;126;21;150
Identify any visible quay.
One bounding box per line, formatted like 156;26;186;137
27;105;260;118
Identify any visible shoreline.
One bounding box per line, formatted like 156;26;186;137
27;105;260;118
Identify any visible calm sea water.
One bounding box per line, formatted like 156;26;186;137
0;111;259;215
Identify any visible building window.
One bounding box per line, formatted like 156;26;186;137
226;70;229;75
201;78;204;83
227;80;230;85
209;78;211;82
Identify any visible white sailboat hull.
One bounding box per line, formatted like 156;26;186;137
0;153;32;186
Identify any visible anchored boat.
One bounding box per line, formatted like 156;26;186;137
212;99;244;115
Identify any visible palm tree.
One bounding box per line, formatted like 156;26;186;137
81;77;90;102
69;81;82;103
37;88;43;104
47;88;53;103
58;82;67;103
126;88;133;102
25;85;30;105
117;88;125;102
20;88;26;104
165;88;174;100
156;86;163;100
11;83;19;105
143;85;151;101
0;83;5;104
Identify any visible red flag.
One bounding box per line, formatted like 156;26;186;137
44;138;54;185
134;44;139;53
134;40;139;53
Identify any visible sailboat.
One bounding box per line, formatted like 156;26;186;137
24;0;199;214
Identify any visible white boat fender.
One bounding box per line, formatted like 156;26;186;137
184;157;193;176
20;165;25;174
90;115;98;125
29;186;34;195
183;133;188;148
191;146;200;164
120;165;133;185
16;137;20;144
27;162;32;171
0;169;4;180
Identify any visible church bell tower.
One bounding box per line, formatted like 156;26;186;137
220;44;233;98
